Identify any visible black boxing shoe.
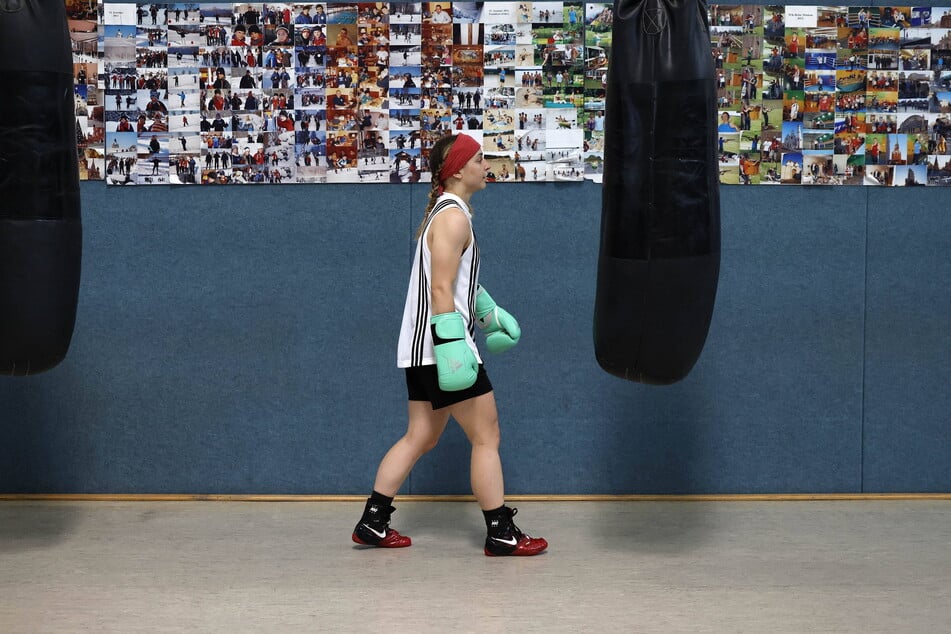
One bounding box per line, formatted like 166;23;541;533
352;502;412;548
483;507;547;556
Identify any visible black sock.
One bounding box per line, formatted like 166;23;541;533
361;491;394;525
369;490;393;507
482;505;512;538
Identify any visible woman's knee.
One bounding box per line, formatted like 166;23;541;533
469;417;501;449
451;392;502;448
419;433;441;454
405;430;440;455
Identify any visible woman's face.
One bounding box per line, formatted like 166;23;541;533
457;150;489;192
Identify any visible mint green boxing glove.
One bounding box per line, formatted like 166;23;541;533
474;285;521;354
431;312;479;391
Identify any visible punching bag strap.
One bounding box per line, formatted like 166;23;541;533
642;0;668;35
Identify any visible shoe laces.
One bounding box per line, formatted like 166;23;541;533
504;507;527;540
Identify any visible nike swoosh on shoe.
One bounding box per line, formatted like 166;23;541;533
361;524;388;540
489;535;518;546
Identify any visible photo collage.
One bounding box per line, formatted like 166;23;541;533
713;4;951;186
66;2;951;186
69;1;606;185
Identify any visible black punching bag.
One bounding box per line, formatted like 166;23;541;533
0;1;82;376
593;0;720;385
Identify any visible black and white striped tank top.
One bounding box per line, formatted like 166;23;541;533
397;193;481;368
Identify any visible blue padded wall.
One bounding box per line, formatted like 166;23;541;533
413;185;868;495
1;179;947;494
863;190;951;492
1;0;948;494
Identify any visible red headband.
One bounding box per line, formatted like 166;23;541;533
438;134;481;184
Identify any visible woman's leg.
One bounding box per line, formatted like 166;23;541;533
354;401;447;547
450;392;548;556
448;391;503;510
372;400;451;497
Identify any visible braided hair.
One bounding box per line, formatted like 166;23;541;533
414;133;458;239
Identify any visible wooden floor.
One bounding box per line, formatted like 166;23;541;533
1;500;949;632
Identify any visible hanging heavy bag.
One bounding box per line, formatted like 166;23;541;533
0;0;83;376
593;0;720;385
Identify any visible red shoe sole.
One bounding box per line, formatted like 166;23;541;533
484;540;548;557
352;532;412;548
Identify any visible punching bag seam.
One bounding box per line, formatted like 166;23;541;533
633;26;662;380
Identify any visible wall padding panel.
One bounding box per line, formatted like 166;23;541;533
0;181;947;494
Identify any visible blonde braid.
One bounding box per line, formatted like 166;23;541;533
414;179;442;239
413;133;456;239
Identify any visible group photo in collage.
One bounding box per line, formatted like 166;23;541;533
66;1;951;186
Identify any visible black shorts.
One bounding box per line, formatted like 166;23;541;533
405;364;493;410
